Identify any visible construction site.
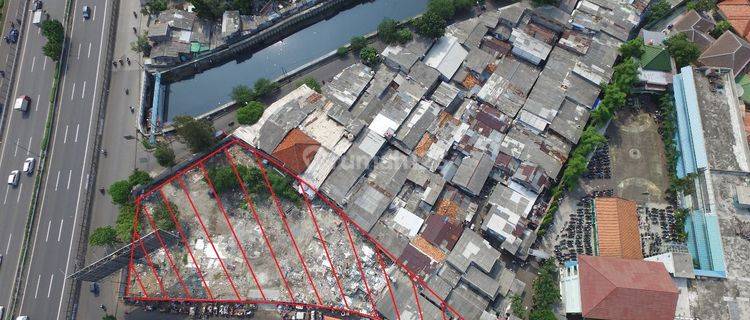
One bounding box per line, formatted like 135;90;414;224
123;139;458;319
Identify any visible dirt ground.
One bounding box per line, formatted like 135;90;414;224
606;107;671;206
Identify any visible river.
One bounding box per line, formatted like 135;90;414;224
164;0;430;121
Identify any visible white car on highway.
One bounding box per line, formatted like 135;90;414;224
23;157;35;174
13;95;30;112
7;170;19;186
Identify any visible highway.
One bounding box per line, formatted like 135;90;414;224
0;0;66;311
9;0;112;319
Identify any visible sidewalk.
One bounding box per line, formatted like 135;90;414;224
74;1;157;319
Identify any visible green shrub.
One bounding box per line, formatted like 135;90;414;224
89;226;118;246
236;101;265;125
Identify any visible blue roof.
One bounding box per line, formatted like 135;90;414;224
672;66;709;178
151;73;166;144
685;211;727;278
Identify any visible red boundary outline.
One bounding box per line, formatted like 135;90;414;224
224;149;297;302
178;176;242;300
142;206;192;298
199;163;267;300
159;189;214;299
124;139;465;319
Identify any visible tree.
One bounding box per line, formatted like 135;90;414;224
414;11;446;38
128;169;152;187
396;28;413;43
427;0;455;20
236;100;265;125
144;0;168;14
337;46;348;57
453;0;475;12
711;20;733;38
349;35;368;52
665;33;701;68
41;20;64;60
510;294;528;319
102;315;116;320
646;0;670;24
253;78;279;99
532;0;559;7
612;58;639;91
527;259;561;320
619;37;644;59
378;18;401;44
208;165;239;193
360;46;380;66
295;76;321;93
42;40;63;61
89;226;118;246
229;0;254;15
173;115;216;153
130;33;151;54
154;142;176;167
687;0;716;12
115;203;137;242
188;0;225;20
108;180;133;206
41;19;64;41
231;84;254;106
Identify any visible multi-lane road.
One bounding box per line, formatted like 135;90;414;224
0;0;112;319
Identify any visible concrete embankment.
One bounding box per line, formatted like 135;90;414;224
159;0;366;84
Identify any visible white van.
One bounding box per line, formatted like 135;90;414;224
0;306;5;319
14;95;30;112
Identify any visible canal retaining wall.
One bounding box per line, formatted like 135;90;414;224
159;0;366;84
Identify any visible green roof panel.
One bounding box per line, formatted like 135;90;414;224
640;45;672;72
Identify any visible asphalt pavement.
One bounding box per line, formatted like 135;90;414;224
74;0;154;318
11;0;113;319
0;0;66;311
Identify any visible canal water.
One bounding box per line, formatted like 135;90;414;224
164;0;429;121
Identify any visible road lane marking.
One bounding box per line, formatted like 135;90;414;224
0;2;36;183
35;94;40;111
74;124;80;142
57;1;111;317
81;80;86;99
3;185;8;204
70;82;76;101
66;170;72;190
58;219;64;242
34;274;41;299
45;220;52;242
43;56;47;70
77;42;81;60
93;6;97;21
63;125;69;144
16;183;23;203
30;56;36;73
27;136;32;156
54;170;60;191
5;233;11;254
47;274;54;298
13;137;19;157
87;42;92;59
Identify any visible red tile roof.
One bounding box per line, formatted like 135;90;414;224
594;197;643;260
579;255;678;320
719;0;750;42
271;128;320;174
